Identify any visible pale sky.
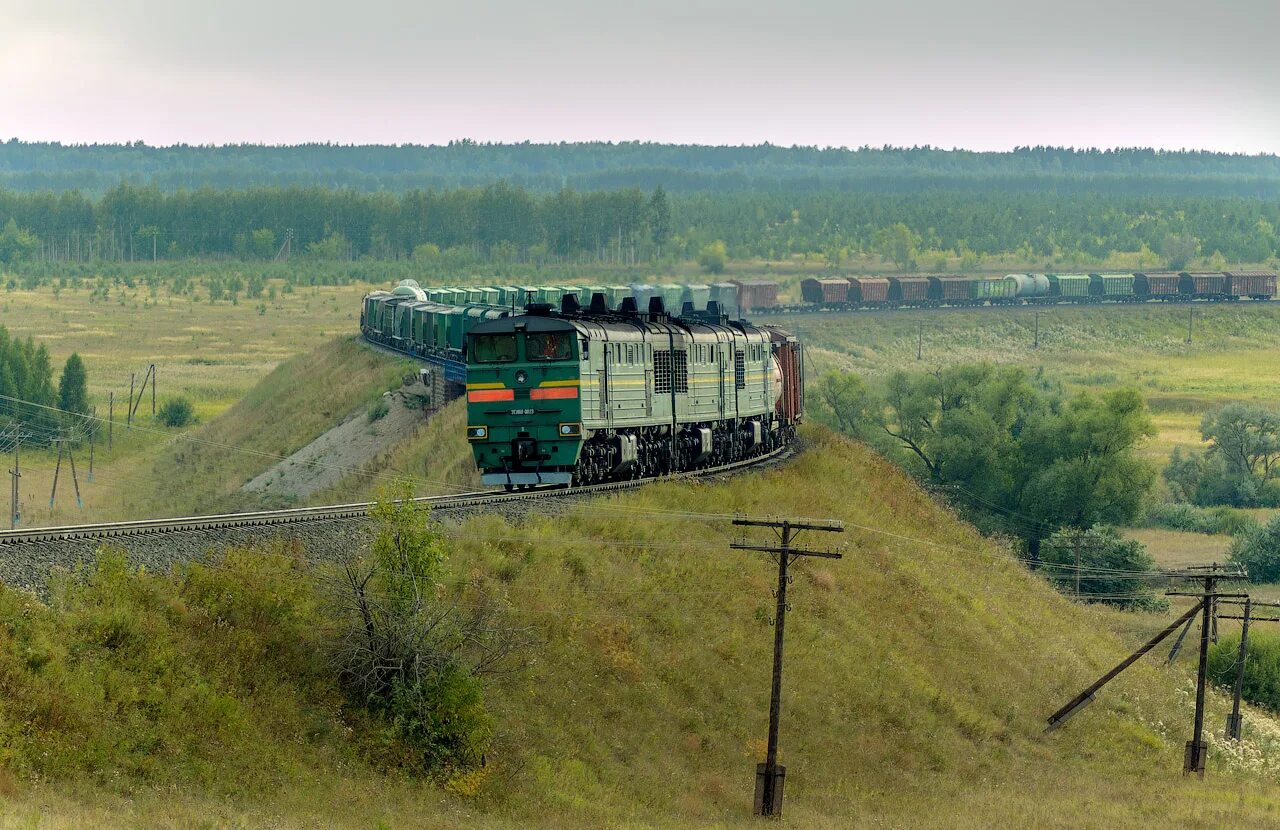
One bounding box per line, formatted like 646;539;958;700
3;0;1278;152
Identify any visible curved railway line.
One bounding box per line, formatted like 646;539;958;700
0;443;793;548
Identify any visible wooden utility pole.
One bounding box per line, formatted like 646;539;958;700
108;391;114;449
68;448;82;509
732;516;844;818
916;320;924;361
1186;308;1195;344
1216;598;1280;740
128;374;135;425
152;364;157;416
1033;310;1042;349
8;430;19;529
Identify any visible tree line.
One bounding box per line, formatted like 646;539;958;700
2;183;1279;267
4;140;1280;197
0;327;90;444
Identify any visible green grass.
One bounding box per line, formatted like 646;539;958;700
7;428;1280;826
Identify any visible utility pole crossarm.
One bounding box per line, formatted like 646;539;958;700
730;542;843;559
732;517;845;533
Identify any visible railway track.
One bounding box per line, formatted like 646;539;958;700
0;443;793;547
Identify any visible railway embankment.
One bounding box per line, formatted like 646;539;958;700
2;427;1278;825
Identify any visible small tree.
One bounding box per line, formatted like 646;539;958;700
0;219;39;265
334;486;528;775
697;240;728;274
873;223;921;271
57;353;90;419
1230;515;1280;583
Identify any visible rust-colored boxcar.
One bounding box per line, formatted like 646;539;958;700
1225;271;1278;299
1134;272;1182;298
887;277;929;303
732;280;780;311
848;277;889;304
768;328;803;424
1180;272;1227;297
927;276;973;302
800;278;850;305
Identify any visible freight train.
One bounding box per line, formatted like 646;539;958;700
360;282;803;488
790;271;1277;312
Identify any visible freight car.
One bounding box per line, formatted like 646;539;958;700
463;293;801;488
1226;271;1279;300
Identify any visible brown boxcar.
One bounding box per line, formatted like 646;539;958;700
848;277;889;304
767;327;803;424
731;279;780;311
800;278;850;305
1134;272;1182;298
927;276;973;302
1179;272;1227;296
887;277;929;303
1225;271;1278;299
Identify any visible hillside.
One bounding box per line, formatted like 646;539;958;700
4;428;1280;826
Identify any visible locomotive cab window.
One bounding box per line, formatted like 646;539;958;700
526;331;574;361
473;334;518;363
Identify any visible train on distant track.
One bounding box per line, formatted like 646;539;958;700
787;270;1277;312
361;282;803;488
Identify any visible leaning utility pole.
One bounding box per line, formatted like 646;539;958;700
732;516;844;818
1165;564;1248;777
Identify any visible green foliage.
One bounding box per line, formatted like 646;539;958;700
1040;526;1166;610
158;396;195;427
337;487;507;776
250;228;276;259
0;218;39;264
56;352;89;419
810;370;880;443
0;326;60;441
1158;233;1200;269
862;363;1155;554
1209;631;1280;714
1229;515;1280;583
696;240;727;274
1187;404;1280;507
306;232;350;261
367;397;390;423
0;545;336;789
873;222;921;270
1143;502;1259;536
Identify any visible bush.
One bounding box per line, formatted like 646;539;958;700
1229;516;1280;583
1143;502;1259;536
367;397;390;423
1039;526;1167;611
1209;630;1280;713
157;396;194;427
697;240;728;274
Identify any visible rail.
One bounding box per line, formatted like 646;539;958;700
0;443;792;546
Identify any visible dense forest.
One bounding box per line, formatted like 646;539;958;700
4;141;1280;197
1;183;1278;268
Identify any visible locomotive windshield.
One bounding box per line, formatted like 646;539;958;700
526;331;574;361
472;333;518;363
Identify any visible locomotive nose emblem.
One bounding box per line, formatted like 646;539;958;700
515;370;528;385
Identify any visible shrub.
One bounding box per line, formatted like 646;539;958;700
1209;630;1280;714
1143;502;1259;536
367;397;390;423
1039;526;1166;611
697;240;728;274
157;396;194;427
1229;516;1280;583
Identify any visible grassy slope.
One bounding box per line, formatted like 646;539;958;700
9;429;1279;826
91;336;419;519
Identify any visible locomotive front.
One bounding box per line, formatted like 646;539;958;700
465;313;585;488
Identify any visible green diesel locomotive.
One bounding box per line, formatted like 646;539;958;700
464;295;802;488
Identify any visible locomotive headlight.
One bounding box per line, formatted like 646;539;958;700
515;370;528;385
466;425;488;441
558;422;581;437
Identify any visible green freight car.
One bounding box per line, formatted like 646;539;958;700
1088;273;1135;300
970;276;1017;303
1048;273;1091;300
